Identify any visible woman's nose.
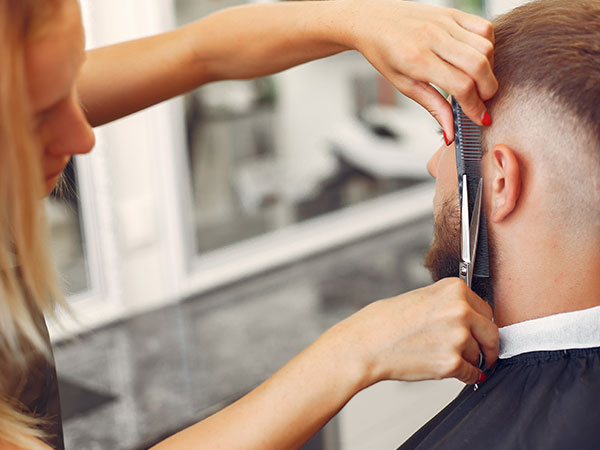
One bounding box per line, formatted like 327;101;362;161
44;97;95;156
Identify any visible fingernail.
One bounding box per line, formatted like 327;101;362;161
478;372;487;383
443;130;450;146
482;111;492;126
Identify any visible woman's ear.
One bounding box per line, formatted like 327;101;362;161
489;144;521;223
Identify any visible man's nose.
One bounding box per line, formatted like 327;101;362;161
427;146;442;178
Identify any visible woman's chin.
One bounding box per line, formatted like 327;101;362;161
44;175;60;196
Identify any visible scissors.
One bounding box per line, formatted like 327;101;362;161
458;174;487;381
459;174;483;288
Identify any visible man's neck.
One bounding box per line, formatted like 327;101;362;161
492;232;600;328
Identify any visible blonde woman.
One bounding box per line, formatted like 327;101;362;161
0;0;498;448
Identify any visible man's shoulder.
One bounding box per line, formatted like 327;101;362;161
398;347;600;450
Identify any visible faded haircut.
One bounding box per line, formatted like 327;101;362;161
482;0;600;235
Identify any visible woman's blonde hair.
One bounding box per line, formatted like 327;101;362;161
0;0;68;448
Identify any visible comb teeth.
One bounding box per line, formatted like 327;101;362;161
455;109;482;162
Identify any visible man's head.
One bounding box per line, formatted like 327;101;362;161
425;0;600;318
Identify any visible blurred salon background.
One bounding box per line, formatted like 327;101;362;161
49;0;525;448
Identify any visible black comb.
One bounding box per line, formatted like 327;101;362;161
452;98;490;281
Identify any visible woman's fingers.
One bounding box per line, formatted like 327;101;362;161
462;334;483;367
414;54;490;127
439;339;482;385
445;327;491;385
454;359;483;385
446;22;495;63
464;286;494;321
436;278;498;372
343;0;498;136
385;33;495;129
470;312;499;369
451;7;495;43
452;281;498;369
430;14;497;125
432;34;498;101
392;49;490;133
391;74;454;141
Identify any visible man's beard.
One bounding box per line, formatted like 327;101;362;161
424;196;495;306
425;197;461;281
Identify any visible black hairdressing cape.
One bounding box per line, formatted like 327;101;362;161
9;310;64;449
398;305;600;450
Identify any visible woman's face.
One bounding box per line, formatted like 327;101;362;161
24;0;95;193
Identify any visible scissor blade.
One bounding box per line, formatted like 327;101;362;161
469;178;483;266
461;175;471;264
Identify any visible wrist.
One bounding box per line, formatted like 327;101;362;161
318;313;379;395
309;0;356;52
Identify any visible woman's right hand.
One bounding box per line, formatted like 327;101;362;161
329;278;498;387
152;278;497;449
335;0;498;142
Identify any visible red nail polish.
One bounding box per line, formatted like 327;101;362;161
443;130;450;146
482;111;492;126
478;372;487;383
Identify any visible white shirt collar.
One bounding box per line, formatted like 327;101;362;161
498;305;600;359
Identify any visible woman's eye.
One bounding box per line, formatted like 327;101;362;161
32;114;46;131
34;106;54;127
35;96;66;126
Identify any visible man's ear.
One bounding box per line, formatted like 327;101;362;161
489;144;521;223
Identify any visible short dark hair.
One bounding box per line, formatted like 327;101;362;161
490;0;600;146
480;0;600;237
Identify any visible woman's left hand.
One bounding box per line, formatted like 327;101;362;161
335;0;498;141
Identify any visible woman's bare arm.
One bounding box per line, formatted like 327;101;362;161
152;279;498;450
77;0;497;137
